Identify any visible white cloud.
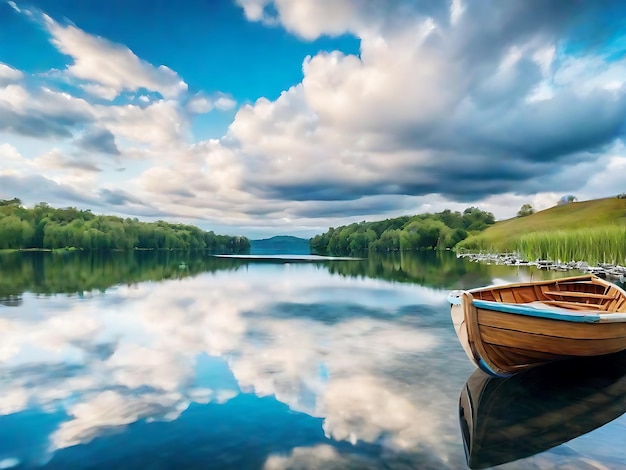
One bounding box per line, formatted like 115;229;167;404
236;0;364;40
0;62;23;86
3;1;626;234
532;45;555;75
214;94;237;111
264;445;358;469
186;94;213;114
204;1;626;230
34;148;101;173
0;267;457;456
6;0;20;12
80;83;119;100
50;390;185;450
0;83;29;108
187;93;237;114
95;99;187;147
0;458;20;470
554;55;626;94
236;0;268;22
42;13;188;99
450;0;464;25
320;375;441;448
0;84;94;127
0;143;25;172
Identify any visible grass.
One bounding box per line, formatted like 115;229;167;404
459;197;626;250
516;227;626;265
457;197;626;262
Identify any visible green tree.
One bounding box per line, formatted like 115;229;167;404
517;204;535;217
310;207;490;255
0;199;248;252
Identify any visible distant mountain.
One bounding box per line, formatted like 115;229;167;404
250;236;310;255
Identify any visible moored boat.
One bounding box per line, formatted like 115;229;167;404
448;275;626;377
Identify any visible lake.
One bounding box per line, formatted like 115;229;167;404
1;251;625;469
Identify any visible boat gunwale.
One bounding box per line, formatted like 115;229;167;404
467;274;599;295
472;299;626;323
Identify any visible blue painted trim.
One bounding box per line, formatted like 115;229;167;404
473;300;600;323
478;358;512;378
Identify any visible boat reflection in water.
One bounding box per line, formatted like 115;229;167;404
459;351;626;469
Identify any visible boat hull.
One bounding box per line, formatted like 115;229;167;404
450;276;626;377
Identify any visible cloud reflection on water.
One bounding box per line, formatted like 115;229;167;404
0;264;469;467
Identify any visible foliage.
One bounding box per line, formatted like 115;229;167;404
516;203;535;217
310;207;494;255
0;250;594;306
0;198;22;206
557;195;577;206
0;200;250;253
0;250;527;301
0;251;248;300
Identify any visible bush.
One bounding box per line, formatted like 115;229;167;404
517;204;535;217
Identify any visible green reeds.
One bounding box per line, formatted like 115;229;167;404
456;235;492;252
516;226;626;265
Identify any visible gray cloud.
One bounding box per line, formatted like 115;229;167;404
68;160;101;172
0;85;93;140
0;174;180;220
37;150;102;173
76;127;120;155
0;174;98;206
226;0;626;212
246;150;556;202
4;0;626;231
452;90;626;161
290;197;412;220
98;188;144;206
0;108;74;138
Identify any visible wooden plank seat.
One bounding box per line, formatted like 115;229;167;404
556;281;599;285
540;300;605;310
523;301;606;311
543;290;615;300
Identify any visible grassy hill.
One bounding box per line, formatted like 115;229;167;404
458;197;626;255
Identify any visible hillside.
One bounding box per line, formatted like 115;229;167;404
459;197;626;251
250;236;310;255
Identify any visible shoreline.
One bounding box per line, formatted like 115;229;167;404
457;252;626;281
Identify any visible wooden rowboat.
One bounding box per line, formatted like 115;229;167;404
448;274;626;377
459;352;626;469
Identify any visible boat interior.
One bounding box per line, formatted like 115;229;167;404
470;276;626;313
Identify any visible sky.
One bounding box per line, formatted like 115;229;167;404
2;0;626;238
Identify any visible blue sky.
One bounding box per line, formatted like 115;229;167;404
0;0;359;139
2;0;626;238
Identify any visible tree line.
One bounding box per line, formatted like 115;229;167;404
0;249;496;304
310;207;495;255
0;198;250;252
0;250;249;302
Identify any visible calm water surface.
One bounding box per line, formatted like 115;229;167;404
0;251;625;469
